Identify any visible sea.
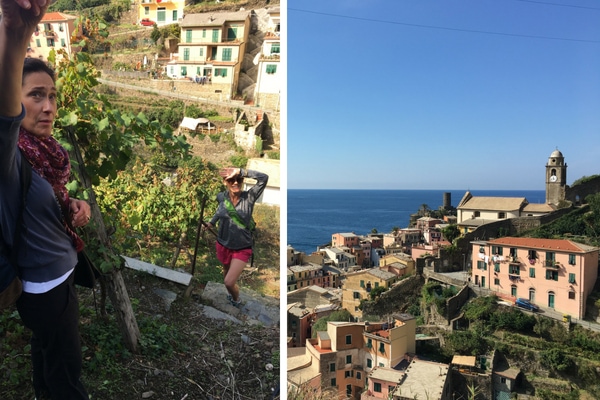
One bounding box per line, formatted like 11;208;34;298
287;189;546;254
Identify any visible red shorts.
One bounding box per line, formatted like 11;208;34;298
216;242;252;266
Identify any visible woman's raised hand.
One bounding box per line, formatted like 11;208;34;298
1;0;49;29
219;167;241;181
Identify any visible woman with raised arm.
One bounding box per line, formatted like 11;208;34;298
204;167;268;307
0;0;91;398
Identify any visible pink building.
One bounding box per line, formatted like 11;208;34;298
365;234;383;249
362;367;403;399
332;232;360;248
471;237;599;319
415;217;443;231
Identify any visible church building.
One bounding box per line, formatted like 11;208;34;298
457;150;564;228
545;149;567;206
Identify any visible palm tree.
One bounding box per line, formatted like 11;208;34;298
419;203;431;216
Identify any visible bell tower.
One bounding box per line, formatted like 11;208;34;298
545;149;567;205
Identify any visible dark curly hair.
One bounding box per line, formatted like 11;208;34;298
22;57;56;84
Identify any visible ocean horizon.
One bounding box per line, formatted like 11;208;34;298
288;189;546;254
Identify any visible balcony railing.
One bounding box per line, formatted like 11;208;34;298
544;260;560;269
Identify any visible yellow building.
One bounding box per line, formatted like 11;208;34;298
169;10;250;99
379;253;415;276
342;268;401;320
364;316;416;370
138;0;185;26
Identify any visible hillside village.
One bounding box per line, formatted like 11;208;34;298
287;150;600;400
23;0;281;167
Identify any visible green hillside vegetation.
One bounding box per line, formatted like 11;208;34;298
440;297;600;399
520;193;600;247
572;175;600;187
310;310;354;338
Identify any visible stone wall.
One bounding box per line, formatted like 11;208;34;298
421;268;470;324
446;285;470;322
255;92;280;112
453;207;576;269
451;370;493;400
567;176;600;204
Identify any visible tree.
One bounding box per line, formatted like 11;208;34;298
50;32;189;352
369;285;386;300
540;348;572;372
371;228;378;234
584;193;600;241
418;203;431;216
441;224;460;243
311;310;354;337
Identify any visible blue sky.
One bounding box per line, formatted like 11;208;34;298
286;0;600;190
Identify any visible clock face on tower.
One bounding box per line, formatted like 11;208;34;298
550;175;557;182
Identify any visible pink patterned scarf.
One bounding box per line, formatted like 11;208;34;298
18;127;84;251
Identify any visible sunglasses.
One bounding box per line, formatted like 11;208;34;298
225;177;243;184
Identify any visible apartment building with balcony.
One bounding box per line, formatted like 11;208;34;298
364;316;416;370
287;268;296;292
28;12;77;61
138;0;185;26
254;6;280;110
289;263;326;290
471;237;599;319
288;316;417;400
170;10;250;98
288;322;366;399
324;247;357;271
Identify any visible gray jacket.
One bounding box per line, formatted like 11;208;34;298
209;169;268;250
0;109;77;283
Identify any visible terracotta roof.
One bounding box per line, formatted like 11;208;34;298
41;12;77;21
488;237;598;253
458;196;527;211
